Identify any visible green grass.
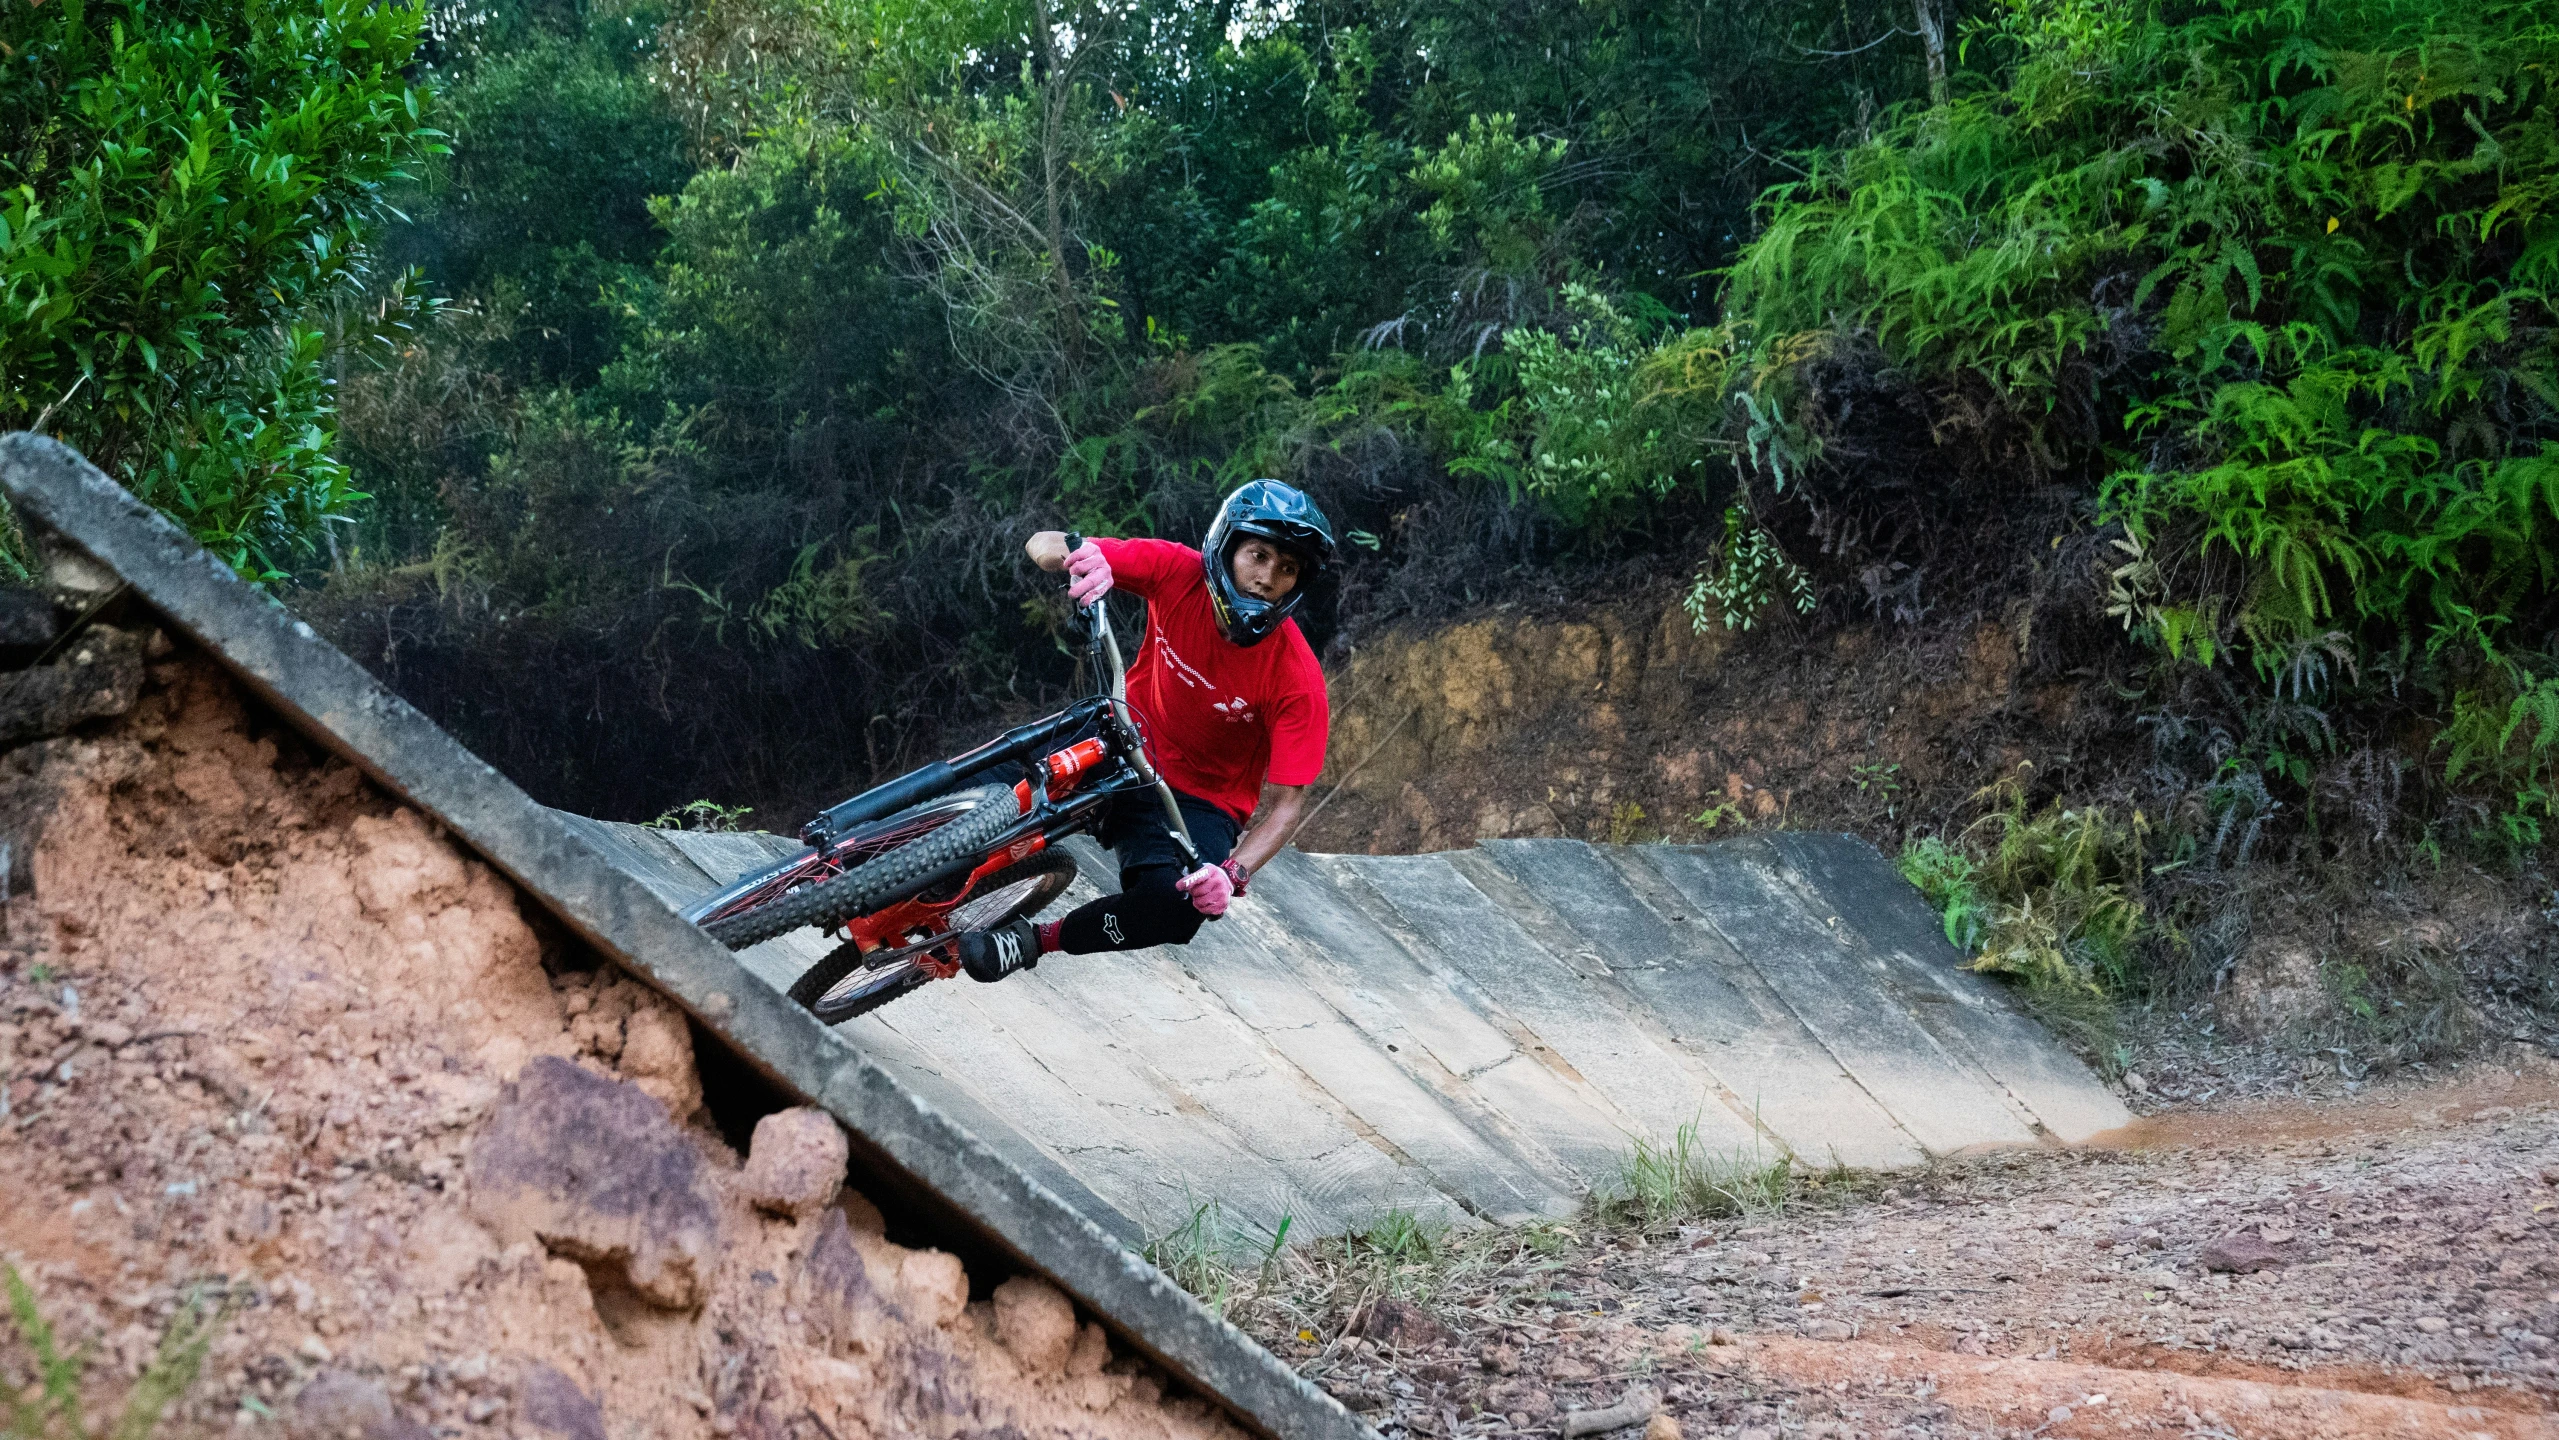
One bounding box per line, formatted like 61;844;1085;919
1593;1120;1789;1229
3;1262;225;1440
1140;1201;1294;1319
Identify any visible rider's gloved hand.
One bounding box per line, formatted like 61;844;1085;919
1066;540;1113;605
1176;862;1233;916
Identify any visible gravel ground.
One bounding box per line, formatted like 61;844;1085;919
1235;1061;2559;1438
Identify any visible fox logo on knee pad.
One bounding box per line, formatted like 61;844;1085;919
1103;914;1125;947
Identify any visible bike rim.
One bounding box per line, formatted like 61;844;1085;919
814;956;924;1011
945;870;1065;931
809;869;1066;1011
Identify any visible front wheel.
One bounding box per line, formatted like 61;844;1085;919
790;850;1083;1024
700;784;1022;950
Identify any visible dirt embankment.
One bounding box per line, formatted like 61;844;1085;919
0;632;1242;1440
1300;595;2071;857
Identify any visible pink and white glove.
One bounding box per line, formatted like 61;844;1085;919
1176;862;1233;917
1066;540;1113;605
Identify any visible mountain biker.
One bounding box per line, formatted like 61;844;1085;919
946;479;1336;982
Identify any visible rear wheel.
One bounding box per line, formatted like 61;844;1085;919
700;784;1021;950
789;850;1083;1024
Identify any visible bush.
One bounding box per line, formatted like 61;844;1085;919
0;0;436;576
1900;776;2150;997
1724;0;2559;826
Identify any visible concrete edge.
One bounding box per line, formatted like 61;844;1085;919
0;432;1372;1440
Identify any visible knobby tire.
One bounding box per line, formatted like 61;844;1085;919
701;784;1020;950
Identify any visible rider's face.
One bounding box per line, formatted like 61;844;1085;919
1230;537;1301;603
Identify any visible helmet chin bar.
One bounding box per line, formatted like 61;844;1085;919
1205;531;1301;647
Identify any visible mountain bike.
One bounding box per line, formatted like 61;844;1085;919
680;535;1204;1023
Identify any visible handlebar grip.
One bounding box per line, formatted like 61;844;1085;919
1062;531;1084;555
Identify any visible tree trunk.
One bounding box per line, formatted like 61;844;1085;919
1915;0;1948;106
1030;0;1084;379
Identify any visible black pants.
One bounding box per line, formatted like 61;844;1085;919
1055;787;1240;954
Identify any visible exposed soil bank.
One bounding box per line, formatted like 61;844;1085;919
0;636;1241;1439
1301;594;2052;857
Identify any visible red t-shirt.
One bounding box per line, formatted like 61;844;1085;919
1095;537;1330;823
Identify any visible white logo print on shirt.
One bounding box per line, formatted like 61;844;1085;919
1152;633;1259;724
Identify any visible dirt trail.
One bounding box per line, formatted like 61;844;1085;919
1261;1066;2559;1438
0;640;1243;1439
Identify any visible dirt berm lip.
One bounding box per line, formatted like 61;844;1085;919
0;430;1374;1440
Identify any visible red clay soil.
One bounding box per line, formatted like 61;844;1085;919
0;639;1243;1440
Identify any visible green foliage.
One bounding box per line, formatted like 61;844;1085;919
1594;1121;1788;1228
1410;112;1568;274
1900;777;2149;997
644;798;757;832
3;1262;225;1440
1725;0;2559;820
1141;1201;1293;1319
1683;507;1816;633
2442;660;2559;848
0;0;437;577
1897;834;1990;951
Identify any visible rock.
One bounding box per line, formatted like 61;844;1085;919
0;625;144;746
287;1371;432;1440
1643;1416;1684;1440
992;1274;1078;1376
2197;1229;2286;1274
2031;1206;2071;1232
464;1055;722;1309
2048;1405;2074;1424
2418;1317;2451;1334
2123;1070;2149;1093
1805;1319;1853;1341
737;1107;847;1218
0;588;59;657
1479;1342;1520;1373
1345;1296;1449;1349
1737;1430;1777;1440
1333;1386;1389;1413
516;1366;606;1440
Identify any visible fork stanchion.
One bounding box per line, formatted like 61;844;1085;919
1069;538;1209;892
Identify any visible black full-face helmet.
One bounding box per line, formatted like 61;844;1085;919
1201;479;1336;648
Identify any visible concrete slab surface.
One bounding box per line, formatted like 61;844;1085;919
567;819;2131;1242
